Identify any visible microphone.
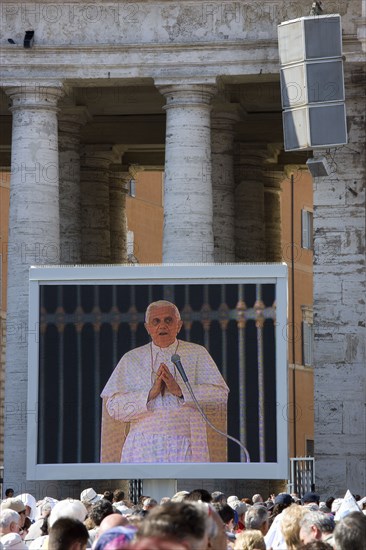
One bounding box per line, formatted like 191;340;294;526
170;353;250;463
171;353;188;382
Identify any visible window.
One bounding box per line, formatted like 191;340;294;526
301;209;313;250
127;230;138;263
302;321;313;366
305;439;314;457
302;306;313;367
129;178;136;198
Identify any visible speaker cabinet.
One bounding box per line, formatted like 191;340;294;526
278;16;342;65
280;59;345;109
278;15;347;151
283;103;347;151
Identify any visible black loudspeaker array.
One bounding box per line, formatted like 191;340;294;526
278;15;348;151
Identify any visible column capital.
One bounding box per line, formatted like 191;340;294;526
81;144;126;166
266;143;283;164
59;105;92;127
212;102;243;119
234;143;270;177
264;165;284;191
3;81;64;111
109;164;131;191
156;80;217;108
129;164;144;178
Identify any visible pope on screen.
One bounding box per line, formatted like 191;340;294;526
100;300;229;463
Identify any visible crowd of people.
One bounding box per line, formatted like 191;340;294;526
1;486;366;549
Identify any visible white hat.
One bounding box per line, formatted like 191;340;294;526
80;488;101;504
49;499;87;527
17;493;37;521
0;498;26;514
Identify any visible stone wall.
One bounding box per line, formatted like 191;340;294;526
0;311;5;467
313;68;366;498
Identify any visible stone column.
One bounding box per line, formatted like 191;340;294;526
3;82;63;485
313;74;366;497
58;106;90;264
234;144;268;262
157;82;216;262
109;164;130;263
263;167;283;262
80;145;122;264
211;106;240;262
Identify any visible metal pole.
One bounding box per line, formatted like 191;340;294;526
291;173;297;456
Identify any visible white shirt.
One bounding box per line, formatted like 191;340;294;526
101;339;229;463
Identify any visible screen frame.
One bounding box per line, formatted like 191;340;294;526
27;263;288;480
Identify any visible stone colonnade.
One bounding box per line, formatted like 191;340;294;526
2;78;283;489
5;81;283;268
4;84;63;482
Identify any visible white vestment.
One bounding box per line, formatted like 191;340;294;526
101;339;229;463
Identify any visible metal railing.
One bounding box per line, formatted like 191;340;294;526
288;457;315;496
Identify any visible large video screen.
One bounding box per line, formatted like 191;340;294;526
27;264;288;480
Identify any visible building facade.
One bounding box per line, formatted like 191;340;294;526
0;0;365;497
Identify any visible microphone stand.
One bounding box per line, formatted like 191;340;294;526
172;355;251;463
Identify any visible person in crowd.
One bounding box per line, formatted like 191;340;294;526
171;491;190;502
302;492;321;511
299;542;333;550
29;499;87;549
135;501;210;550
227;499;247;534
264;493;294;547
214;504;236;535
299;510;335;545
185;490;212;504
97;513;129;537
4;491;14;500
102;491;114;503
318;497;334;514
22;517;32;540
112;490;133;515
0;501;27;530
101;300;229;463
140;498;158;517
333;510;366;550
280;504;309;550
227;497;240;508
0;509;27;549
159;497;171;505
87;500;114;545
211;492;227;506
16;494;37;522
48;517;89;550
80;489;101;515
25;499;53;545
233;529;266;550
112;490;125;505
252;494;263;505
244;505;269;536
92;526;136;550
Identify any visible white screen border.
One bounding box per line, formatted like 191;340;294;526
27;263;288;480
